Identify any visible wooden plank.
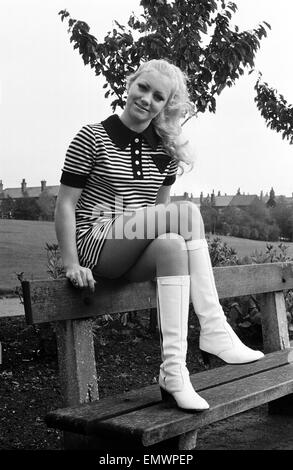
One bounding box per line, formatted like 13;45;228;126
45;348;293;434
94;363;293;447
22;262;293;324
260;292;290;353
22;278;155;324
215;261;293;298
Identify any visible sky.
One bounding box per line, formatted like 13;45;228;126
1;0;293;198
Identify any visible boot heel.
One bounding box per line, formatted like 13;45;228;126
200;349;211;367
160;387;176;404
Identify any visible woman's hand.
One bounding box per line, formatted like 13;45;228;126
66;264;96;293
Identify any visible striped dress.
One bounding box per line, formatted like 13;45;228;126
60;114;178;270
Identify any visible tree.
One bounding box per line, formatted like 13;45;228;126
271;197;293;241
37;192;56;221
266;187;276;208
255;75;293;145
200;204;218;234
247;197;270;223
14;198;41;220
0;196;15;218
59;0;271;120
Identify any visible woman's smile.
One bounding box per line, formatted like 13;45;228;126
135;102;149;112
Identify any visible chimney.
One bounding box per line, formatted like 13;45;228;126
0;180;3;192
21;178;27;193
41;180;47;192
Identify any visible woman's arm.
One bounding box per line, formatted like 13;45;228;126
55;184;96;292
155;185;172;205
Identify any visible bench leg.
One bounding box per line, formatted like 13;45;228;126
268;394;293;415
177;430;198;450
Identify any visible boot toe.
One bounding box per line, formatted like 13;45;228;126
219;347;264;364
173;389;210;411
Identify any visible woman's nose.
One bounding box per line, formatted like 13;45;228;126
141;93;151;105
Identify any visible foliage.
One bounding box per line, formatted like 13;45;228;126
207;235;239;267
255;75;293;145
200;204;219;234
45;243;65;279
207;196;293;242
37;192;55;221
59;0;270;117
270;197;293;242
13;198;41;221
0;196;15;218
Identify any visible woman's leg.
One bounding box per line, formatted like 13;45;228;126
186;238;264;364
93;200;203;280
94;221;209;411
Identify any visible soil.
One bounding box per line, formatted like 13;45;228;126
1;308;293;454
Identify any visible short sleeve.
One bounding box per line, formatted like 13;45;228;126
60;125;95;188
162;158;178;186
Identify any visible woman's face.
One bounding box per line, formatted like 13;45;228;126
124;69;172;128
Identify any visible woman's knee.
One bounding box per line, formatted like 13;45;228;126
154;233;188;265
166;201;204;240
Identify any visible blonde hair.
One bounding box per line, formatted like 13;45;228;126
126;59;196;172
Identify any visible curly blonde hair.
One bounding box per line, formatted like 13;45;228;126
126;59;196;172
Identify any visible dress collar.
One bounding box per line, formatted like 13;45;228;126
101;114;161;150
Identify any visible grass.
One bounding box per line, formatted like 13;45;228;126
210;234;293;259
0;219;57;292
0;219;293;292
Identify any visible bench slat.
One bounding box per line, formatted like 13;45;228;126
45;348;293;435
94;363;293;446
22;262;293;324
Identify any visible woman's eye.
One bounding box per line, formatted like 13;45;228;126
138;83;147;90
154;95;164;102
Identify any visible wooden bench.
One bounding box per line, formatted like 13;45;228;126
21;261;293;450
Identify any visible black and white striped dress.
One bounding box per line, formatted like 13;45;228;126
60;114;178;270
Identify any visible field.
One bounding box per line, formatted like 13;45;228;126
1;218;293;292
0;219;57;292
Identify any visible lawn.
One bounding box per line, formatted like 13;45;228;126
0;219;57;292
211;234;293;259
0;219;293;292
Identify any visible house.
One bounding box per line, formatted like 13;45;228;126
0;179;59;218
0;179;59;201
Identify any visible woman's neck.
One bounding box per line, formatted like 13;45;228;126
119;111;151;133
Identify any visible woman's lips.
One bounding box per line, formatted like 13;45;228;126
135;103;149;112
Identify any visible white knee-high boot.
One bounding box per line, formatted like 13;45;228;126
186;239;264;364
157;275;209;411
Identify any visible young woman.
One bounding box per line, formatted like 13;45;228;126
55;59;264;412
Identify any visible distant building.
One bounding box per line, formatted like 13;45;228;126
0;179;59;218
172;189;293;212
0;179;59;201
171;191;201;206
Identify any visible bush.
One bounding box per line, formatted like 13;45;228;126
239;226;251;239
207;236;239;267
